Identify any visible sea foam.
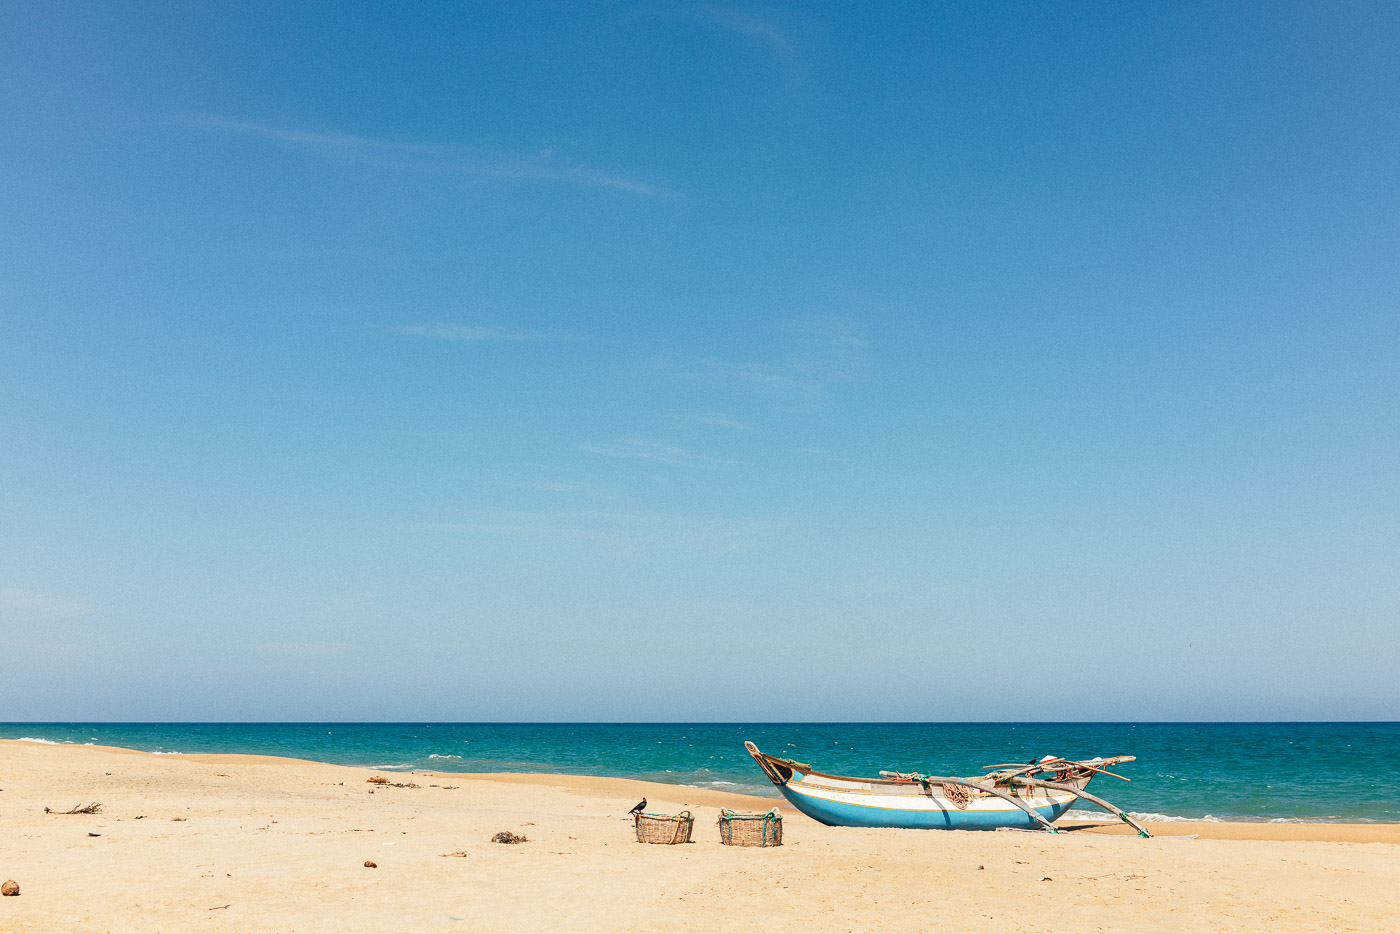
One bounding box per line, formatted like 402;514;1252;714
1127;811;1223;823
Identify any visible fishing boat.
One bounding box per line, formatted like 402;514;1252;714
744;741;1150;835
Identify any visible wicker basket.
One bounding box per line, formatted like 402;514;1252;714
718;808;783;847
634;810;694;844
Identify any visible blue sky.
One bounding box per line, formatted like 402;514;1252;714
2;1;1397;721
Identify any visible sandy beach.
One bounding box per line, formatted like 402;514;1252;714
2;739;1398;932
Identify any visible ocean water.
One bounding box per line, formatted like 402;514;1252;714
3;722;1395;823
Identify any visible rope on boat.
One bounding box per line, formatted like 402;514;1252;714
907;773;1059;832
942;782;972;809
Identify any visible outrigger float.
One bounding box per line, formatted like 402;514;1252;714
745;741;1151;837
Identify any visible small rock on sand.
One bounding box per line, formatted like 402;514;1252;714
1;880;19;896
364;861;377;869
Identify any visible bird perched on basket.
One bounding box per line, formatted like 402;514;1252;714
628;798;647;816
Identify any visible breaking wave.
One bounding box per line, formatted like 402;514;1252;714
1128;812;1223;822
1066;808;1225;823
1063;809;1115;821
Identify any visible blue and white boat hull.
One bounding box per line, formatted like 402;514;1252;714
746;742;1084;831
774;776;1077;830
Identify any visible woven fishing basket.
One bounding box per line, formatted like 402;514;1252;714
634;810;694;844
717;808;783;847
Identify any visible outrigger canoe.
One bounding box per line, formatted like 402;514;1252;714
745;741;1150;835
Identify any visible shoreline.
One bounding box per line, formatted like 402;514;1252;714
4;738;1398;843
6;723;1396;827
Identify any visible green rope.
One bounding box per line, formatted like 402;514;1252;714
1120;812;1150;837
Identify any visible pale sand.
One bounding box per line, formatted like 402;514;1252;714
2;740;1398;932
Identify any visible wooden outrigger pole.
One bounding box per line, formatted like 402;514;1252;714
894;774;1061;833
1004;776;1152;837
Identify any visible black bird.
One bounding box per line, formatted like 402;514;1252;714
628;798;647;816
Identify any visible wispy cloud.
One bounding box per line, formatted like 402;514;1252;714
692;4;793;53
579;437;736;468
176;114;673;198
683;2;822;95
466;161;671;197
396;324;584;342
0;588;90;618
495;479;611;495
660;316;870;398
176;114;440;155
322;591;377;610
261;641;353;657
798;446;847;463
781;315;870;383
692;412;754;430
793;316;870;351
690;359;801;390
419;510;770;554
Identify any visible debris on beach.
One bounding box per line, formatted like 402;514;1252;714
440;850;470;857
366;777;420;788
364;861;377;868
46;802;103;814
491;831;527;844
1;880;19;896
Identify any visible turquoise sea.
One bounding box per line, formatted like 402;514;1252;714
3;722;1395;823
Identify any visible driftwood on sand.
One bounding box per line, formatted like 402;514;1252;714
45;802;102;815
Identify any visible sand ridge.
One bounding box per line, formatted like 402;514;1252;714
1;739;1398;932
